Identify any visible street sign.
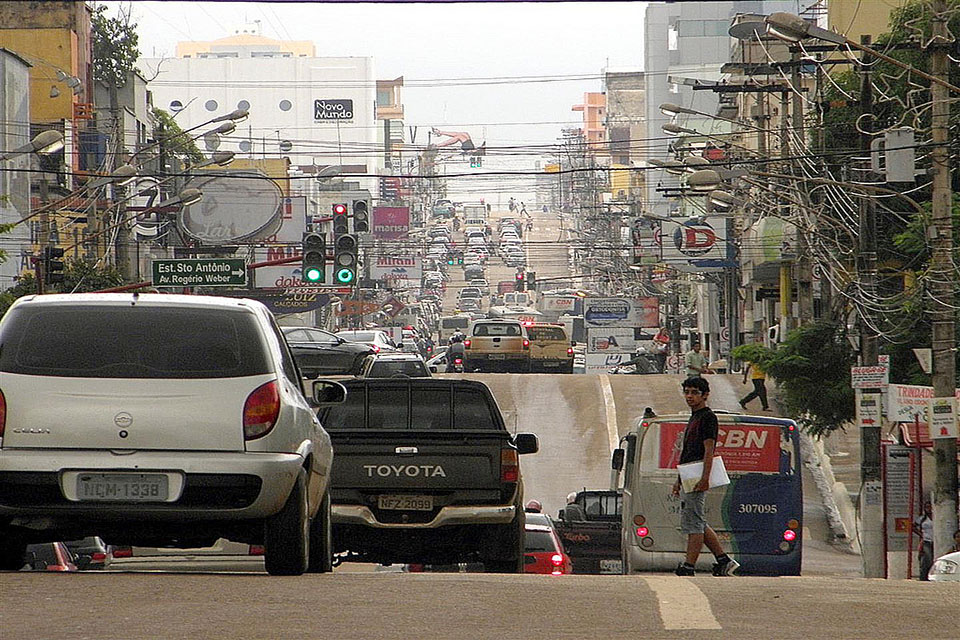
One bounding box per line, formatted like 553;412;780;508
152;259;246;287
930;397;957;439
851;365;889;389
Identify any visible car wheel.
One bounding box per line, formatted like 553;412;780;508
264;468;309;576
0;532;27;571
307;491;333;573
482;512;524;573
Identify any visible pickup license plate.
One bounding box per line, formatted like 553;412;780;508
378;495;433;511
600;559;623;574
488;354;505;360
76;473;169;502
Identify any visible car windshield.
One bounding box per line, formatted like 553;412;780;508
0;305;271;379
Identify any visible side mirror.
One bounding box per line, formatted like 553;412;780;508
312;380;347;406
429;365;438;373
571;341;577;347
611;448;625;471
514;432;539;455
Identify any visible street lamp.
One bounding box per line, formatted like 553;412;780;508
762;12;960;94
0;130;64;160
686;169;723;193
647;158;686;175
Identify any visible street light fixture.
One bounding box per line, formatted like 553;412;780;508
686;169;722;192
212;108;248;124
0;130;65;160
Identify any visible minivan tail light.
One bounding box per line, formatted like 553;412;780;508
501;448;519;482
243;380;280;441
0;389;6;438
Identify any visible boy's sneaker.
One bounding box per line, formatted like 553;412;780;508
712;557;740;576
675;563;695;577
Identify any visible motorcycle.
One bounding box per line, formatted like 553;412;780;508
447;357;465;373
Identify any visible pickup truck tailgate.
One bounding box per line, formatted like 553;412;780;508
330;431;506;491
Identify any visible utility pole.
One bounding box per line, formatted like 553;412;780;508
791;50;814;325
928;0;958;563
857;35;884;579
110;83;132;280
778;90;792;335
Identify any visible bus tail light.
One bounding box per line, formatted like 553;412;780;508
635;526;649;538
243;380;280;441
500;448;519;482
783;529;797;542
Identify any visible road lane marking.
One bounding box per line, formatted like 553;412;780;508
643;576;722;630
599;374;619;453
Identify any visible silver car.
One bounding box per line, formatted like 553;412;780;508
0;293;344;576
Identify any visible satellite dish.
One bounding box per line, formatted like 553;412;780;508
728;21;766;40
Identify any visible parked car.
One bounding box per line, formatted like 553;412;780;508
64;536;112;570
335;329;399;354
358;353;432;378
21;542;78;572
281;326;374;377
523;523;573;575
928;550;960;581
0;293;343;576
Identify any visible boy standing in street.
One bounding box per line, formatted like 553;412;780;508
672;377;740;577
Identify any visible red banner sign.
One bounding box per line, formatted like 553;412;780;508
372;206;410;239
658;421;781;473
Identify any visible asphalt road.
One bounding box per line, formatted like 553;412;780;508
2;570;956;639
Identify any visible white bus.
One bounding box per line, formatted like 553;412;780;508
613;412;803;576
438;314;472;342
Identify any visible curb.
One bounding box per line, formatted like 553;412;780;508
799;431;860;555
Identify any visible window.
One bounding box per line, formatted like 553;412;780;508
279;99;292;112
204;99;219;111
367;387;408;429
320;387;365;430
454;389;497;430
237;99;250;111
377;89;392;106
412;387;450;428
0;307;271;379
239;140;252;152
473;323;521;337
527;326;566;341
524;530;557;553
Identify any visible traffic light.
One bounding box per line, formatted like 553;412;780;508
526;271;536;290
352;198;369;233
515;271;525;292
334;234;358;285
301;232;326;283
332;203;348;236
43;246;65;285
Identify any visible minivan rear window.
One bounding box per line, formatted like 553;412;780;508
0;305;271;378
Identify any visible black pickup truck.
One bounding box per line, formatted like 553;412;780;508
553;489;622;574
317;378;539;572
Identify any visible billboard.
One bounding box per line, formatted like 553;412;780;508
258;197;306;244
180;171;283;244
661;216;734;271
583;297;659;328
370;256;422;287
587;328;637;354
372;206;410;239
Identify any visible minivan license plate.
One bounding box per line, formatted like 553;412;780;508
378;495;433;511
76;473;169;502
488;354;505;360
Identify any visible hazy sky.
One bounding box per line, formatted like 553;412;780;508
105;1;648;146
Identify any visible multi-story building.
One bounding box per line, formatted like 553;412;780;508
139;24;380;201
0;48;32;290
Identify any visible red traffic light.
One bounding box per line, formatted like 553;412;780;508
332;203;347;215
515;272;524;280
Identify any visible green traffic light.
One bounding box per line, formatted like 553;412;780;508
335;267;355;284
304;267;323;282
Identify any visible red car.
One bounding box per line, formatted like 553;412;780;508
523;523;573;575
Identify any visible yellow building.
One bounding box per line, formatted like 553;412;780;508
828;0;907;43
176;30;315;59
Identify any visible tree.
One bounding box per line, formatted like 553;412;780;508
733;321;857;437
152;108;205;167
91;3;139;89
0;259;125;318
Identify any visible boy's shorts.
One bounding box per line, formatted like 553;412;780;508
680;488;707;534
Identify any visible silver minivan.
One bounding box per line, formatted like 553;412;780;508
0;293;343;576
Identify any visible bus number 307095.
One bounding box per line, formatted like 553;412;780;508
738;503;778;514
